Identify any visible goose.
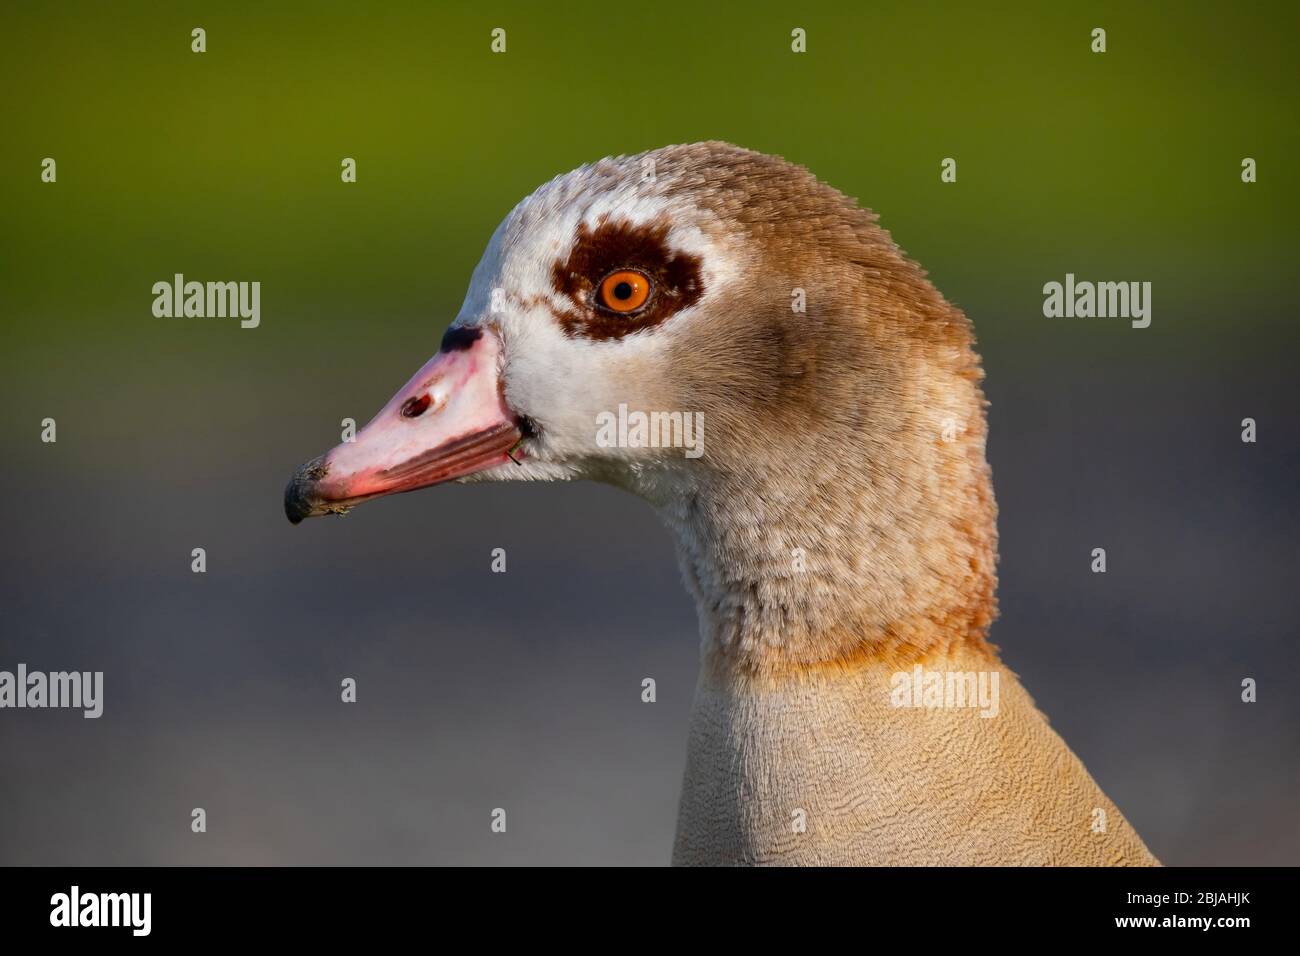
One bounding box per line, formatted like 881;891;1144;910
284;142;1158;866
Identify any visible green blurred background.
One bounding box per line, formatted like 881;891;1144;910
0;2;1296;864
3;1;1296;357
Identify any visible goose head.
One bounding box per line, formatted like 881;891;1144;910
286;142;997;674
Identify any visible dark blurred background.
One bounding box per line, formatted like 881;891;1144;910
0;1;1296;865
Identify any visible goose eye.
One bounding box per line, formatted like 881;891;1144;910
597;270;652;313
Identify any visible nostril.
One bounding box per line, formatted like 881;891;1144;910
400;394;432;418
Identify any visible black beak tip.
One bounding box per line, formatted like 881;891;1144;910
284;456;328;525
284;481;311;525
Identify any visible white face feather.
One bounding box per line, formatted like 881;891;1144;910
449;152;742;486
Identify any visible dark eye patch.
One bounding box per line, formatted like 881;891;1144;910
549;216;703;341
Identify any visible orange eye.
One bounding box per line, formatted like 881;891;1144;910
597;270;652;313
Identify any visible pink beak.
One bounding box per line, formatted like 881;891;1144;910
284;325;523;523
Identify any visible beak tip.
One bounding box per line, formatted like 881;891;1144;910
283;483;311;524
284;456;328;524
